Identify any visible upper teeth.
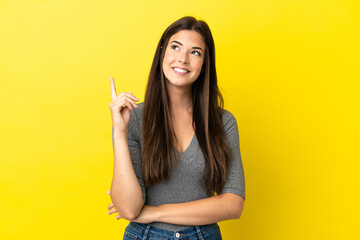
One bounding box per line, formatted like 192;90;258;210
174;67;189;73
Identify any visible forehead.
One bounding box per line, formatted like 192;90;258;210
168;30;205;49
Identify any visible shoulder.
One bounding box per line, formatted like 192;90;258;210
221;108;238;132
220;109;240;147
128;102;144;136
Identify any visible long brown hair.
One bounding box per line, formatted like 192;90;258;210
142;16;231;194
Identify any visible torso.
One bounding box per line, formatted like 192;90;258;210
126;102;245;231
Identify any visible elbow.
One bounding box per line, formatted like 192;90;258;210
224;194;244;219
121;210;140;221
219;193;245;219
232;196;245;219
232;207;243;219
115;204;142;220
111;197;144;221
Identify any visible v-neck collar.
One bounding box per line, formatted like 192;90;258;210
174;133;197;158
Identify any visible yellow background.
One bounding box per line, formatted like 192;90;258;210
1;0;359;239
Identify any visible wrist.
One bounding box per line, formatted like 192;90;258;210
154;204;166;222
113;128;127;139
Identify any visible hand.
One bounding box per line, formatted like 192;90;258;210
106;191;122;220
109;77;139;133
106;190;157;223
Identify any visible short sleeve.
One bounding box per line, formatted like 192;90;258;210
219;110;246;200
112;109;146;201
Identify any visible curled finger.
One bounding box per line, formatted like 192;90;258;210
114;98;136;111
108;207;118;215
113;94;138;109
107;203;114;210
121;96;138;109
120;100;134;110
123;92;139;102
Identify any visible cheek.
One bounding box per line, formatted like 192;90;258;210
162;57;169;70
195;59;204;71
162;55;170;70
164;54;176;65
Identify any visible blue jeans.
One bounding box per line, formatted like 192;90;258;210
123;222;222;240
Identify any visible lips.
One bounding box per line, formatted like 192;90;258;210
172;67;190;73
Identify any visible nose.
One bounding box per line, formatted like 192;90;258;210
178;51;189;64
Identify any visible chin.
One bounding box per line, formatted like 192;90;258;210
167;76;198;86
166;78;196;88
168;82;191;88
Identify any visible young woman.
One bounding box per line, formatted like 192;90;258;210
107;16;245;240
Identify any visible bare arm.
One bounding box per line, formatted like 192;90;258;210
110;131;144;220
109;77;144;220
145;193;244;225
108;193;244;225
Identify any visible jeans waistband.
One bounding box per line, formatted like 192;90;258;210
128;221;218;239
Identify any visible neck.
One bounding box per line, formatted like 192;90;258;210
166;82;193;114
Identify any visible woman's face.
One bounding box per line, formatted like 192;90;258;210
162;30;205;89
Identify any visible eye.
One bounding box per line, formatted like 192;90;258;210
171;45;179;50
191;51;201;56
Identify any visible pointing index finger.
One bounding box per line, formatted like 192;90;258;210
110;77;117;101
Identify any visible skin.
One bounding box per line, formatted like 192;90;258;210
162;30;205;92
109;77;144;220
107;30;244;225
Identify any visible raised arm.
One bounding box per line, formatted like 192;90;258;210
109;76;144;220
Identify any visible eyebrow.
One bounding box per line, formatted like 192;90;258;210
170;40;204;52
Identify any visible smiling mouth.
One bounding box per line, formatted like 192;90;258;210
172;67;190;73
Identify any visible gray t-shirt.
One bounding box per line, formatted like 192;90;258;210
112;102;245;231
